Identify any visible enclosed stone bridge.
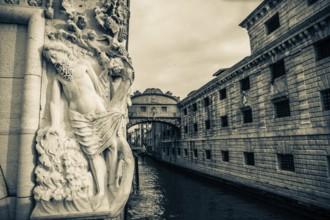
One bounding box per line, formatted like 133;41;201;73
128;88;181;128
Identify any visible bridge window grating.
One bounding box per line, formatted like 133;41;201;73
221;115;228;127
220;88;227;100
193;149;198;158
244;152;255;166
162;106;168;112
205;150;211;160
273;98;291;118
270;59;286;82
221;151;229;162
240;76;250;91
265;13;280;35
277;154;295;172
140;106;147;112
321;89;330;111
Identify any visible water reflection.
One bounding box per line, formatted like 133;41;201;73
127;156;310;220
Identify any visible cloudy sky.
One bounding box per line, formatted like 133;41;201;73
128;0;263;99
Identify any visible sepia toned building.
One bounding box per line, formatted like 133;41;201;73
150;0;330;216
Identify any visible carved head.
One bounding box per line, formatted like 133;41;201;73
43;42;74;66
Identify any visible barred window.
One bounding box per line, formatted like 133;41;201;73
242;107;253;123
321;89;330;110
270;59;286;82
183;108;187;115
184;125;188;134
278;154;295;172
166;147;170;156
172;148;175;155
221;151;229;162
178;148;181;156
162;106;168;112
273;98;291;118
265;13;280;35
220;88;227;100
184;149;188;156
205;120;211;129
205;150;211;160
193;149;198;158
193;123;198;132
244;152;255;166
240;76;250;91
327;156;330;177
314;37;330;60
204;97;210;107
162;147;165;153
140;106;147;112
192;103;198;112
221;115;228;127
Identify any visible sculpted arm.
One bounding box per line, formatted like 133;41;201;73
49;78;62;130
85;63;107;98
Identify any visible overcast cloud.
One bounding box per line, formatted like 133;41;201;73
129;0;263;99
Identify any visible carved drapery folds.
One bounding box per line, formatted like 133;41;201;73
32;0;134;219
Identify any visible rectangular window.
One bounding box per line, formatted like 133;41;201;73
221;115;228;127
183;108;187;115
205;120;211;129
193;149;198;158
221;151;229;162
166;147;170;156
242;107;253;123
219;88;227;100
184;125;188;134
184;148;188;157
244;152;255;166
162;106;168;112
178;148;181;156
204;97;210;107
193;123;198;132
265;13;280;34
277;154;295;172
172;148;175;155
321;89;330;110
140;106;147;112
270;59;286;82
192;103;197;112
307;0;317;6
205;150;211;160
327;156;330;177
273;98;291;118
314;37;330;60
240;76;250;91
162;147;165;153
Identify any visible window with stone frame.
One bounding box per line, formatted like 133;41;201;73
204;97;210;107
162;106;168;112
277;154;295;172
193;149;198;158
244;152;255;166
205;150;211;160
193;123;198;133
177;148;181;156
321;89;330;111
240;76;250;91
205;120;211;129
183;108;188;115
140;106;147;112
184;125;188;133
219;88;227;100
192;103;198;112
242;107;253;123
184;148;188;157
265;13;280;35
314;36;330;60
221;115;228;127
166;147;170;156
172;148;175;155
273;97;291;118
270;59;286;83
327;156;330;177
221;151;229;162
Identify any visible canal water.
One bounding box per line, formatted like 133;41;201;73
127;156;310;220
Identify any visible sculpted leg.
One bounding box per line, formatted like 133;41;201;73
105;142;118;197
89;153;107;210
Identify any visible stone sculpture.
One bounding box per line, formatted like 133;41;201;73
31;0;134;219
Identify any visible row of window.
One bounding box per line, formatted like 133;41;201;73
183;35;330;117
140;106;168;112
163;148;330;174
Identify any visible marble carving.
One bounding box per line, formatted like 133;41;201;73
31;0;134;219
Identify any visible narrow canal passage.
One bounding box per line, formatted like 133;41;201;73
127;156;310;220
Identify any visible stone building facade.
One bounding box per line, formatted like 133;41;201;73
151;0;330;216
